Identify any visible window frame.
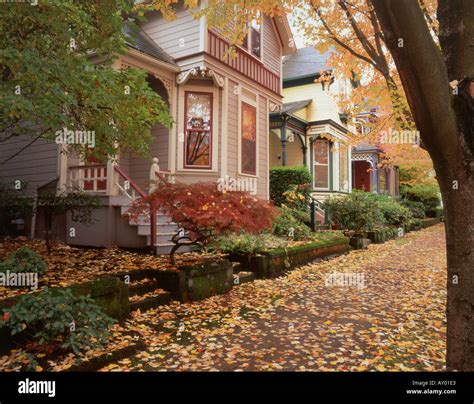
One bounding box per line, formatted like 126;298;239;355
183;90;213;170
177;85;219;173
339;143;349;192
238;87;259;178
313;139;330;190
240;14;263;60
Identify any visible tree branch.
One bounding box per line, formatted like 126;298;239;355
312;5;380;73
0;128;51;166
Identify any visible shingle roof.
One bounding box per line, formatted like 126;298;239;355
282;99;312;114
124;24;177;66
283;47;333;80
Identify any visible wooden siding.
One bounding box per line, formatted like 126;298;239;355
282;81;345;124
262;15;281;75
141;3;200;60
125;123;170;192
257;95;269;199
227;79;239;175
0;135;58;194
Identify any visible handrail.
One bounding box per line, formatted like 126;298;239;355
68;164;107;170
155;169;171;182
309;194;328;230
114;165;147;198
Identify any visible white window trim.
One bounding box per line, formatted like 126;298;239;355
237;86;259;178
239;14;263;61
313;139;330;191
338;144;350;193
177;84;219;173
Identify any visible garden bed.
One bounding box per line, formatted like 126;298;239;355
0;238;222;300
229;234;351;279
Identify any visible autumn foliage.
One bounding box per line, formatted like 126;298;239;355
127;180;278;263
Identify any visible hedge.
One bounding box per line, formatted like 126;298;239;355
269;166;311;207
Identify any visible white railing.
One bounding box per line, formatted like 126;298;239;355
67;164;108;193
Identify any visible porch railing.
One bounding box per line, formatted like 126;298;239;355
67;164;108;193
114;165;146;201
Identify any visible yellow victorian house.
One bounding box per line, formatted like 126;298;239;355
270;47;352;203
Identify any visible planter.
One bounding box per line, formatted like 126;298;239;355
420;217;441;228
229;238;351;279
147;259;233;302
367;230;387;244
349;237;371;250
179;259;233;301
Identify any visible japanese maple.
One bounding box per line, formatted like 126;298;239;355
127;180;278;264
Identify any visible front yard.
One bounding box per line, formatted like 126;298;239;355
0;224;447;371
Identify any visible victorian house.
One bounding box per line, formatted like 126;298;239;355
270;46;399;209
0;2;295;251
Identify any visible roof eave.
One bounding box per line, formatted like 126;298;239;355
274;15;296;56
126;47;181;73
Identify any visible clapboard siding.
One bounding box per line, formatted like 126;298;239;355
141;2;201;60
258;95;268;199
263;15;281;76
227;79;239;175
282;82;345;124
0;135;58;193
125;123;170;192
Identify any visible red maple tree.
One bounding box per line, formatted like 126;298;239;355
127;179;278;263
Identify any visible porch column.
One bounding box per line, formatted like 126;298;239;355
280;121;287;166
300;134;308;166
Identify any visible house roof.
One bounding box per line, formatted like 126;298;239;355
273;15;297;56
283;47;333;80
353;144;383;154
281;99;312;114
124;24;178;67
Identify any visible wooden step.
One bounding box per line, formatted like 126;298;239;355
128;279;162;297
233;271;256;285
129;289;171;312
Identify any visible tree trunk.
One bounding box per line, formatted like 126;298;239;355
371;0;474;370
438;170;474;371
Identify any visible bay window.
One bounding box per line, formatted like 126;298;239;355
314;139;329;189
184;91;212;169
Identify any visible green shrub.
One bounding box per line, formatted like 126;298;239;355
322;191;386;234
401;199;426;219
272;206;312;240
0;246;47;274
0;287;115;355
270;166;311;208
410;218;423;231
401;184;441;217
376;199;413;227
212;232;288;256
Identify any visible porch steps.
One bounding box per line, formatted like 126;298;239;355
120;204;191;255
